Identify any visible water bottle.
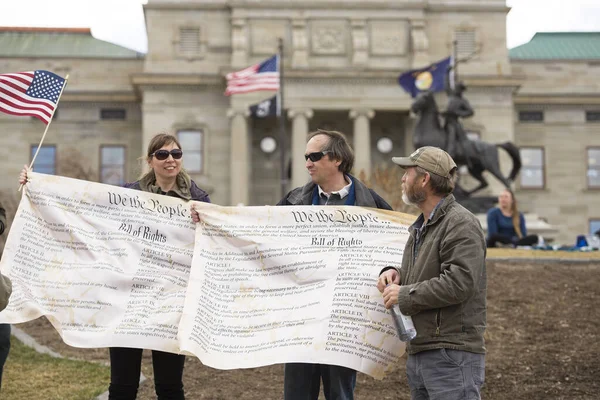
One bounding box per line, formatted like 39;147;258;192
389;304;417;342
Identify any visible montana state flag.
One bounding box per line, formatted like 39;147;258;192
398;57;451;98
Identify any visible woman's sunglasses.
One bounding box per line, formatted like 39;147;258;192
304;151;330;162
151;149;183;160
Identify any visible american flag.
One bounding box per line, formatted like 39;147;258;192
225;55;279;96
0;70;66;124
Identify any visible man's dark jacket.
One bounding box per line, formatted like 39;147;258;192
277;175;391;210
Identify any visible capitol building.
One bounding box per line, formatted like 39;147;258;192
1;0;599;244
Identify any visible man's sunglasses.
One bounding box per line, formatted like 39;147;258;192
304;151;330;162
151;149;183;160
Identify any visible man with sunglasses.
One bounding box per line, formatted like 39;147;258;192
277;129;392;400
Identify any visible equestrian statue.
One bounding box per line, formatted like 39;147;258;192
410;66;521;197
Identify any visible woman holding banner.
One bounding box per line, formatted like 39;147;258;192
19;132;211;400
115;133;210;400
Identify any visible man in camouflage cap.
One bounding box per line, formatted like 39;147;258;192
377;146;488;400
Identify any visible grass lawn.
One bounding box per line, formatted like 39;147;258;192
1;336;110;400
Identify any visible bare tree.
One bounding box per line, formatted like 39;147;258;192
58;147;97;181
0;148;98;254
359;165;419;215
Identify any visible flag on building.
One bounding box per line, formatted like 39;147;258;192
0;70;66;124
225;55;280;96
398;57;451;98
250;94;278;118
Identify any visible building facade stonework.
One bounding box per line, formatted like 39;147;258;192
0;1;599;245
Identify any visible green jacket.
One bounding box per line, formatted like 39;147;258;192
395;194;487;355
0;202;5;236
0;201;11;311
0;273;10;312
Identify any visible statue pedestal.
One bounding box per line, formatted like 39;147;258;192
454;195;497;215
453;186;496;214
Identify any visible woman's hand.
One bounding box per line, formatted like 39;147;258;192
190;204;201;223
19;165;30;185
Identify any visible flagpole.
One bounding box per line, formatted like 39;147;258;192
19;73;70;192
277;38;287;198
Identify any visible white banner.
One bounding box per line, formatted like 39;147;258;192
181;202;415;378
0;173;196;353
0;173;414;378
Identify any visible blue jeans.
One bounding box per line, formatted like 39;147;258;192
0;324;10;389
108;347;185;400
284;363;356;400
406;348;485;400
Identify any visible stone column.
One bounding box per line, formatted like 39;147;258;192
404;112;415;155
351;19;369;66
228;109;250;205
350;109;375;180
410;19;429;67
231;18;248;68
288;108;314;188
291;19;308;68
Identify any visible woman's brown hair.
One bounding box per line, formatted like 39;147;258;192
505;189;522;239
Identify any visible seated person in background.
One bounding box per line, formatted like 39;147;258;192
487;188;539;248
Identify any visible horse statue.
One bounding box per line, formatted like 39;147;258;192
410;91;521;196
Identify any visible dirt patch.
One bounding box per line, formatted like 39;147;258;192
14;260;600;400
487;248;600;260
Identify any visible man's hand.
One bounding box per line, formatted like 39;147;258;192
190;204;201;223
382;284;400;309
377;269;400;293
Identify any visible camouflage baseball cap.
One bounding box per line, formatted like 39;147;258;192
392;146;457;179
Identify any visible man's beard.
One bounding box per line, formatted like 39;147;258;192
402;184;426;207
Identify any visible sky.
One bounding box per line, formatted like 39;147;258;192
1;0;599;53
